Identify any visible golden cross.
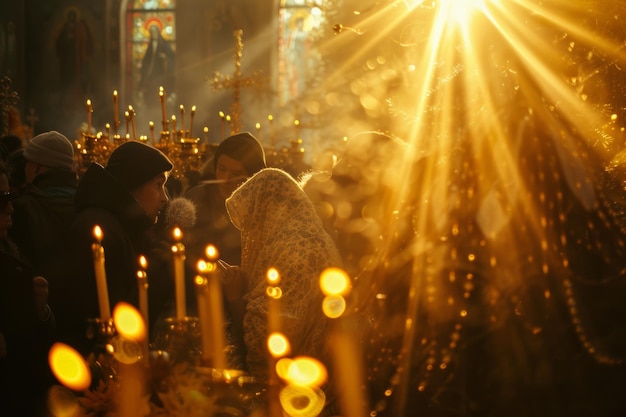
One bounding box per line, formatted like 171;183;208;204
211;29;264;135
0;76;19;136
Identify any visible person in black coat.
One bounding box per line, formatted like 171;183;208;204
48;141;173;354
0;161;55;417
9;131;78;275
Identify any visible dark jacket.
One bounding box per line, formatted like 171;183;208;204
0;240;55;417
48;163;163;353
8;168;78;274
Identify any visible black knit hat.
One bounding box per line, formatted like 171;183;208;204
213;132;267;176
105;141;173;191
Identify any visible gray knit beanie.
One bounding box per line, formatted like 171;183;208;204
23;131;74;171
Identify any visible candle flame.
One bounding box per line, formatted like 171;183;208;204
92;225;103;242
49;343;92;391
268;114;273;122
219;111;225;118
285;356;328;387
319;267;351;296
113;302;146;341
266;267;280;285
268;332;291;358
172;227;182;241
138;255;148;270
86;99;91;108
197;259;208;273
194;275;207;286
191;105;196;113
205;245;218;260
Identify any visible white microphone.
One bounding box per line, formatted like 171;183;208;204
164;197;197;229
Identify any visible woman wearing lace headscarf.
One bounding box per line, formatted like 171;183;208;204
224;167;342;387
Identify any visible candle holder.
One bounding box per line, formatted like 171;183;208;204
152;316;202;364
197;368;266;416
85;317;116;346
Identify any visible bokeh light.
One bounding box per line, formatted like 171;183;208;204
319;267;351;296
48;343;91;392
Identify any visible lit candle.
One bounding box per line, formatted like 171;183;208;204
171;115;177;133
86;99;93;134
206;245;226;369
124;111;130;136
194;271;211;366
137;255;149;329
172;227;186;319
226;115;232;135
266;268;281;334
92;225;110;320
219;111;226;139
189;105;196;137
149;121;155;144
129;105;137;140
159;87;167;129
137;255;149;360
179;105;185;135
105;123;111;139
203;126;209;143
256;122;261;143
268;114;275;147
113;90;119;135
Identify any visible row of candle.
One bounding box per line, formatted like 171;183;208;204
90;225;226;368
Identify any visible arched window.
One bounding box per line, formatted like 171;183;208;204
278;0;325;106
123;0;176;116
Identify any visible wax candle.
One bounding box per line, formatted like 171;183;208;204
171;115;177;134
149;121;155;144
159;87;167;127
266;268;281;334
219;111;225;139
113;90;119;134
92;225;111;320
86;99;92;134
179;105;185;134
194;271;213;368
137;255;149;360
172;227;186;319
189;105;196;137
206;246;226;369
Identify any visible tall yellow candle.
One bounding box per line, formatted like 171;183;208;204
92;225;110;320
113;90;119;135
137;255;149;328
206;245;226;369
179;105;185;134
86;99;92;134
266;268;281;334
172;227;186;319
194;271;211;365
159;87;167;130
189;105;196;137
137;255;149;360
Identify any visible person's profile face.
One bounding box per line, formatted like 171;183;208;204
131;172;169;223
215;154;249;200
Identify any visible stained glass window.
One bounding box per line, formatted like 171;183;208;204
279;0;325;106
127;0;176;108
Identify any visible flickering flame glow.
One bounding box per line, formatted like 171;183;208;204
279;384;326;417
285;356;328;387
113;302;146;342
268;332;291;358
49;343;91;392
266;267;280;285
138;255;147;270
172;227;182;241
319;267;351;296
322;294;347;318
92;225;102;242
205;244;218;260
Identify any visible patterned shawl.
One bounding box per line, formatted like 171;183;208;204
226;168;343;379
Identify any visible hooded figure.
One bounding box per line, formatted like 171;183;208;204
48;141;172;353
224;168;342;413
184;132;267;267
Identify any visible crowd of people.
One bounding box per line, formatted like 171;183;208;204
1;114;626;417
